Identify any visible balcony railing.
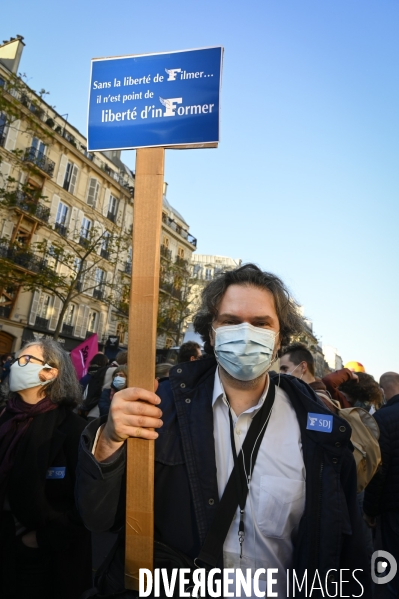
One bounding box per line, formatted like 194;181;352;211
124;261;132;275
35;316;49;329
160;245;172;260
55;222;68;237
23;147;55;177
93;288;104;300
107;211;116;223
79;235;90;248
12;190;50;223
62;323;74;335
0;305;11;318
175;256;189;269
159;281;182;300
162;214;197;248
0;242;47;274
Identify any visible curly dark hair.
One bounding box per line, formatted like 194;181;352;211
339;372;382;406
193;263;304;354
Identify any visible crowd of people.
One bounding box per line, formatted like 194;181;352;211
0;264;398;598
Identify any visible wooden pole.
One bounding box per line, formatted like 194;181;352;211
125;147;165;591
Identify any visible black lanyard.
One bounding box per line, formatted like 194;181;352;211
196;379;276;570
227;379;276;557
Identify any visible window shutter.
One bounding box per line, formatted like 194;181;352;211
97;311;106;341
0;161;11;186
81;306;90;338
28;290;41;325
56;155;68;186
5;119;20;151
50;194;60;226
84;261;94;296
69;164;79;195
73;305;85;337
105;270;113;299
87;178;97;207
103;189;110;216
48;297;62;331
94;221;103;253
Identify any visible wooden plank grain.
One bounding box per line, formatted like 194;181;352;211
125;147;165;591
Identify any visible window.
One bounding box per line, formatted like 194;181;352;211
87;177;100;208
193;264;201;278
163;237;169;248
205;268;212;281
116;322;126;344
165;337;174;349
87;311;98;333
108;195;118;215
101;231;111;252
56;201;69;225
107;194;118;222
95;268;105;287
31;137;46;158
80;217;91;239
63;304;75;326
177;247;184;259
63;161;78;194
38;294;51;319
0;112;6;139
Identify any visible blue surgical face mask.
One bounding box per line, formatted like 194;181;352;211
9;361;53;392
113;376;126;390
213;322;278;381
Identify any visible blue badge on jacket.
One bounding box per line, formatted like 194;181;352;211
306;413;333;433
46;467;66;479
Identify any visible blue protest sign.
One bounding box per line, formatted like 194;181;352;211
87;47;223;151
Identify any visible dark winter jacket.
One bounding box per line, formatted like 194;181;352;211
76;356;371;597
0;407;92;598
364;394;399;516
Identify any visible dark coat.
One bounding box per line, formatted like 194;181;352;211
76;357;371;598
364;394;399;516
0;406;92;598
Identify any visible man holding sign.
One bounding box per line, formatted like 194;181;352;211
77;264;371;598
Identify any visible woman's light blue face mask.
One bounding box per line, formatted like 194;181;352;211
9;361;53;392
212;322;279;381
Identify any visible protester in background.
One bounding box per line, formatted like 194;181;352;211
79;353;109;419
279;343;339;412
155;362;173;381
364;372;399;599
339;372;383;412
0;339;91;599
177;341;201;363
321;367;357;408
102;350;128;391
98;365;128;417
0;354;12;406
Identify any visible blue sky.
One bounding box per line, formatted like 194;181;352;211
3;0;398;378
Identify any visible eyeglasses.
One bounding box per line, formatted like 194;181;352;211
13;354;52;368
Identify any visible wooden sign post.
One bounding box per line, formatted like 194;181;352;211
125;147;165;591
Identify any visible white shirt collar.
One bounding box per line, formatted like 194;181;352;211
212;367;270;414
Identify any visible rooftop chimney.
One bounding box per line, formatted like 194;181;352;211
0;35;25;74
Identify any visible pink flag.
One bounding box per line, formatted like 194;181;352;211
70;334;98;381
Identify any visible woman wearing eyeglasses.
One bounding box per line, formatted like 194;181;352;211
0;339;92;599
